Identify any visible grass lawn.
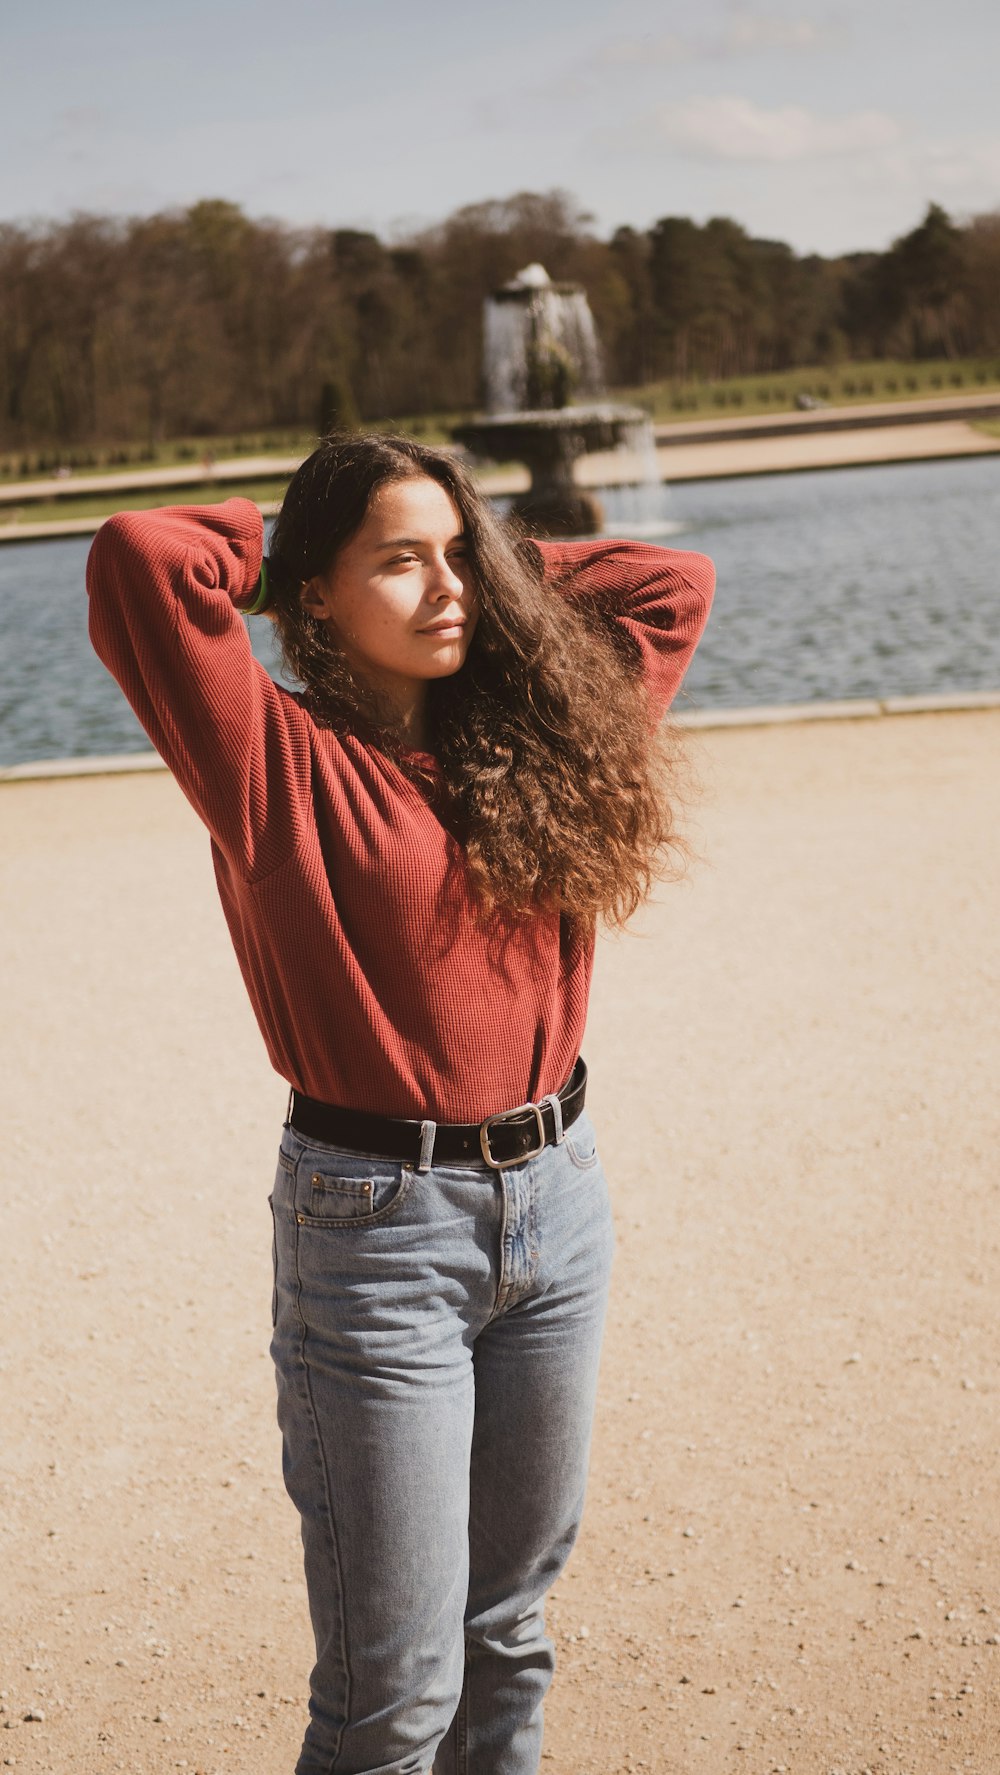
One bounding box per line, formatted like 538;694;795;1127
0;478;293;528
617;357;1000;420
0;414;462;486
3;358;1000;520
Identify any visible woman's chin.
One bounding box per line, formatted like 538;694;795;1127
416;641;471;677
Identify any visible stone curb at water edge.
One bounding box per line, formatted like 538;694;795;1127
3;691;999;784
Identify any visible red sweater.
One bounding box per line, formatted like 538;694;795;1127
87;500;713;1122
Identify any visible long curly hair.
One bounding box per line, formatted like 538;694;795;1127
267;433;687;928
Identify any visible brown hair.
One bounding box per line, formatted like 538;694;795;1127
267;433;686;928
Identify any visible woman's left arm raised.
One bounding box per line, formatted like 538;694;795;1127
533;538;715;719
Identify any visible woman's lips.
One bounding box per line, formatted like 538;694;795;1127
419;619;466;636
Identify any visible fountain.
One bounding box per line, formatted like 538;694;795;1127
453;263;655;537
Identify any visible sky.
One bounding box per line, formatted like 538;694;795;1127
2;0;997;257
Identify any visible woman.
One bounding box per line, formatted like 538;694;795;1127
87;432;713;1775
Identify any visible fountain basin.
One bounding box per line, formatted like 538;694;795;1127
455;402;651;537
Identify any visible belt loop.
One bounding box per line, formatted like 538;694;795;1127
541;1092;565;1145
417;1119;437;1174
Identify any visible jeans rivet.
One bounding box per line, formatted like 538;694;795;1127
296;1213;305;1225
311;1173;322;1186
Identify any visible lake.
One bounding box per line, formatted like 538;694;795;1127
1;454;998;769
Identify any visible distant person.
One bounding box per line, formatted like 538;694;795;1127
87;433;713;1775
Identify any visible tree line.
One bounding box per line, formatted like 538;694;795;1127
1;190;998;455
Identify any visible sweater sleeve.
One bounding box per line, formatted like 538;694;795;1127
532;538;714;719
87;498;308;878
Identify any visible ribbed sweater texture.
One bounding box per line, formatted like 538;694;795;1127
87;499;713;1122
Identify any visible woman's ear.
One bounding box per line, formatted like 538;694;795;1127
300;575;330;618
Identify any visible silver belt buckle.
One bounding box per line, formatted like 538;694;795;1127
479;1101;547;1170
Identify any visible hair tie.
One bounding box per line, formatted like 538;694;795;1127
243;556;271;616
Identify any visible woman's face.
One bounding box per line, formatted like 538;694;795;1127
302;476;478;715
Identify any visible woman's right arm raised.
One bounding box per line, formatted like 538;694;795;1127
87;498;308;878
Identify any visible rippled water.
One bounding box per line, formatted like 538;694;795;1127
1;455;997;768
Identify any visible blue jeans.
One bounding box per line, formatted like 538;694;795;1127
269;1108;614;1775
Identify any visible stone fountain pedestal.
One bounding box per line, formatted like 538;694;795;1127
454;403;650;538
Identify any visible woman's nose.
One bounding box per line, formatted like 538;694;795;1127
430;556;467;598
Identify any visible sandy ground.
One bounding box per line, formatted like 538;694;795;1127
645;422;1000;485
577;424;1000;489
2;710;999;1775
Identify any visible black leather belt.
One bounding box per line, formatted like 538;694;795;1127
288;1057;587;1170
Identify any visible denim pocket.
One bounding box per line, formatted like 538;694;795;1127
291;1142;412;1228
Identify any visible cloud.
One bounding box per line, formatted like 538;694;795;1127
653;95;900;162
721;13;827;52
35;105;116;171
48;106;111;145
919;135;1000;207
599;33;691;67
596;10;834;68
